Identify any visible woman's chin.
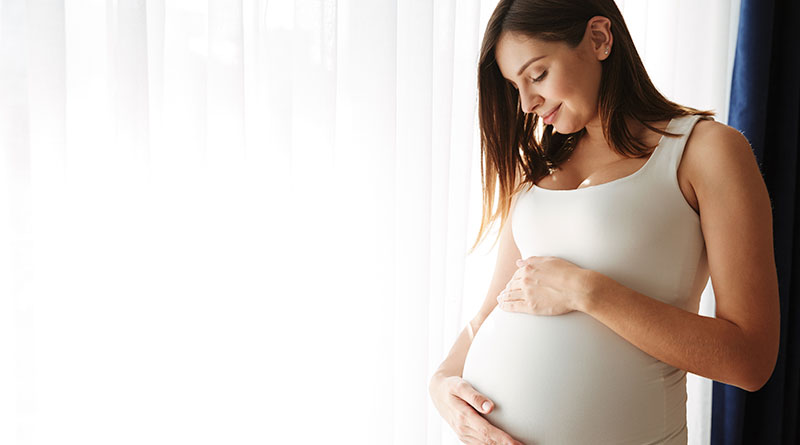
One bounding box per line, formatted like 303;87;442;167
552;121;579;135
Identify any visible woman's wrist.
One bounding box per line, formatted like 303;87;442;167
575;268;601;313
429;371;453;396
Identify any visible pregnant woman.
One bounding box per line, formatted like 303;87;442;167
428;1;780;444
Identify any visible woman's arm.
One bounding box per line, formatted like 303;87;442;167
576;121;780;392
428;192;527;445
432;199;523;379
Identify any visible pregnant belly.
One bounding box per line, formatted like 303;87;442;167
462;308;685;445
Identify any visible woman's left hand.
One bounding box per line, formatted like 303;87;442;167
496;256;593;316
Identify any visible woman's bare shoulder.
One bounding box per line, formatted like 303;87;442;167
682;118;757;189
688;117;748;147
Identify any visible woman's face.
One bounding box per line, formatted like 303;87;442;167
494;23;608;135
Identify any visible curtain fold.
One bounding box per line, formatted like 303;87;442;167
712;0;800;443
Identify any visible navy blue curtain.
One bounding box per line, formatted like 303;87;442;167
711;0;800;443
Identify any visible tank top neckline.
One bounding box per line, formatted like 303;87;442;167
530;116;679;193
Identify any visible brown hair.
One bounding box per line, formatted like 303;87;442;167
469;0;714;253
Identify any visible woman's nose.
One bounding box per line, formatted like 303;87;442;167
519;93;542;114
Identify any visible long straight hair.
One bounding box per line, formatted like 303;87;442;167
469;0;714;253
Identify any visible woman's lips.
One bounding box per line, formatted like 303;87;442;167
542;104;561;125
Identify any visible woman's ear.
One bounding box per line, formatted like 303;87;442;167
587;16;613;60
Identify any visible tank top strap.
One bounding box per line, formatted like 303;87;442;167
656;114;714;179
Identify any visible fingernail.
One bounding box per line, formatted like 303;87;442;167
482;401;491;412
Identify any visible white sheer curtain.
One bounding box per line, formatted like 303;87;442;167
0;1;738;444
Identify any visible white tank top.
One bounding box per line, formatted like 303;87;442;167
462;114;712;444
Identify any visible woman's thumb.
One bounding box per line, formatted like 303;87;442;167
457;379;494;413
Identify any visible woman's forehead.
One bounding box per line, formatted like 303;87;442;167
496;33;567;61
497;32;550;51
495;34;559;77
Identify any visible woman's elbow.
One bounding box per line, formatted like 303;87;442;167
742;343;779;392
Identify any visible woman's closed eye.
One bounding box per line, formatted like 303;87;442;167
531;71;547;83
508;71;547;90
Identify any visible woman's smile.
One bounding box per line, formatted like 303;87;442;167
542;104;561;125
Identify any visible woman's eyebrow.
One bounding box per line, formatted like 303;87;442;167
517;55;546;76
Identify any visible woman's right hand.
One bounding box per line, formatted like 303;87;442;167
428;373;525;445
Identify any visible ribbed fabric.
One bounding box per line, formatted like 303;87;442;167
462;114;711;444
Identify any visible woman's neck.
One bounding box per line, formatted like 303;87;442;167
576;115;661;159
